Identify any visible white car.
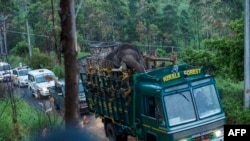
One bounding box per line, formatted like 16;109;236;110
12;66;30;87
28;69;56;98
0;62;12;82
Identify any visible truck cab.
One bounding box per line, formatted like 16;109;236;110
136;64;224;141
48;80;88;114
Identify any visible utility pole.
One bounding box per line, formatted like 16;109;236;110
51;0;60;63
0;15;7;54
0;16;4;54
244;0;250;108
3;16;7;54
25;1;32;57
74;0;83;52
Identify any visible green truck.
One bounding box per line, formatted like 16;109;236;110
80;47;225;141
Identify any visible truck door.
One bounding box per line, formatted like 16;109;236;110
141;96;166;141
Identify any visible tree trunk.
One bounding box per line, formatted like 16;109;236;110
59;0;79;128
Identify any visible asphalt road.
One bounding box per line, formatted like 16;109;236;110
11;84;109;141
6;83;136;141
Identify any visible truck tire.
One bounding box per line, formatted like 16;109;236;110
106;123;119;141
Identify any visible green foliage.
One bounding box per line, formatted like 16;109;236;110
77;52;91;59
180;47;217;75
156;48;167;57
25;52;56;70
204;18;244;80
9;41;29;57
215;77;250;124
0;97;62;141
52;65;64;79
7;56;26;69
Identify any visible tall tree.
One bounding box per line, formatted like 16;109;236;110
59;0;80;128
179;10;192;47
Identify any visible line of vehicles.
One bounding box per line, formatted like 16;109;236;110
0;61;88;114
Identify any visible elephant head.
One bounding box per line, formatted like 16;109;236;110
105;43;145;73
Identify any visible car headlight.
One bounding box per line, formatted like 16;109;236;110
39;87;47;92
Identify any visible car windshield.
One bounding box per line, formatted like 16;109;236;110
193;84;221;118
0;64;11;71
19;69;29;76
165;91;196;126
35;74;55;83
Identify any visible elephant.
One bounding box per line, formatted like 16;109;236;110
104;43;146;73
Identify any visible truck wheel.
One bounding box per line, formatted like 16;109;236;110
106;123;118;141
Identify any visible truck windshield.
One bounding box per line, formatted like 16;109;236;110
164;91;196;126
193;84;221;118
164;81;222;126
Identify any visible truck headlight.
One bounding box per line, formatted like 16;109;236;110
213;128;223;138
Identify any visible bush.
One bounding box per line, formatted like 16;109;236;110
52;65;65;79
25;52;56;70
215;77;250;124
180;47;217;75
9;41;29;58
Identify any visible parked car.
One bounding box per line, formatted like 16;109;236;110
28;69;56;98
12;66;31;87
0;62;12;82
49;80;88;114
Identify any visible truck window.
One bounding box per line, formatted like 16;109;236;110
164;91;196;126
144;96;156;118
155;98;165;127
193;84;221;119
